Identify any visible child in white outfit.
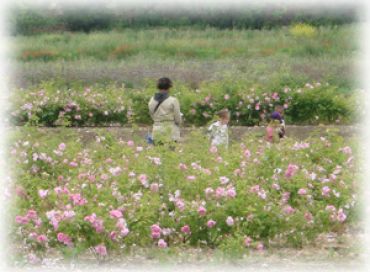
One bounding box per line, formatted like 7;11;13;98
208;109;230;148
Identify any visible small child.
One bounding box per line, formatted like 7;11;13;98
208;109;230;147
266;105;286;142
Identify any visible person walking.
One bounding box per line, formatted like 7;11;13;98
148;77;182;144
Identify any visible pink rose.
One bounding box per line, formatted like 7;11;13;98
337;208;347;222
187;175;196;181
198;206;206;216
37;234;48;243
207;219;216;228
209;145;218;153
15;215;29;225
304;212;313;222
58;143;66;151
109;209;123;218
181;225;191;234
244;149;251;158
256;242;264;251
158;239;167;248
284;164;299;178
219;176;229;185
283;205;295;215
38;189;48;199
227;187;236;198
226;216;234;226
322;186;331;197
205;187;214;198
244;236;252;247
94;244;107;256
26;210;38;220
150;183;159;192
57;232;72;246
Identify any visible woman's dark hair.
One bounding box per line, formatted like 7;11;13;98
157;77;173;90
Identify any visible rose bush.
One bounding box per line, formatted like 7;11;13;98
8;128;358;262
8;80;359;127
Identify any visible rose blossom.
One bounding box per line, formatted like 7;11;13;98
150;183;159;192
283;205;295;215
209;146;218;153
37;234;48;243
244;236;252;247
38;189;48;199
109;209;123;218
219;176;229;185
285;164;299;178
227;187;236;198
298;188;307;195
151;224;161;239
226;216;234;226
207;219;216;228
198;206;206;216
57;232;72;246
256;242;264;251
181;225;191;234
158;239;167;248
94;244;107;256
58;143;66;151
205;187;214;197
322;186;331;197
337;208;347;222
187;175;196;181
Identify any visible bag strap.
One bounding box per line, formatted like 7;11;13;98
153;96;169;114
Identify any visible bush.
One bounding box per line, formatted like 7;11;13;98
8;128;359;262
7;80;359;127
290;23;317;38
9;5;358;35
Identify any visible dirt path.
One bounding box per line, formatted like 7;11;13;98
11;125;361;143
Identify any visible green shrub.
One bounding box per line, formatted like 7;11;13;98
8;80;358;126
9;128;359;261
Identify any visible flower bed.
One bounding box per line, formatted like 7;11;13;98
8;80;359;127
9;128;358;262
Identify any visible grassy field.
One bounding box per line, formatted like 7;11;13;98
10;24;359;89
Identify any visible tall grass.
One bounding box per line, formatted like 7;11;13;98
10;25;359;89
12;25;357;61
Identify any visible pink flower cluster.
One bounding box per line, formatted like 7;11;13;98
285;164;299;178
69;193;88;206
292;142;310;150
15;209;41;227
326;205;347;222
94;244;107;256
57;232;72;246
205;186;237;200
84;213;105;233
250;185;267;200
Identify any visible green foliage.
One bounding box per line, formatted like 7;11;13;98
13;26;356;62
9;128;359;259
9;5;357;35
8;80;359;127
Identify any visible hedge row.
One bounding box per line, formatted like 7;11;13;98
9;5;358;35
8;80;359;127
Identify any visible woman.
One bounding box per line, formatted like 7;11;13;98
148;77;182;143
